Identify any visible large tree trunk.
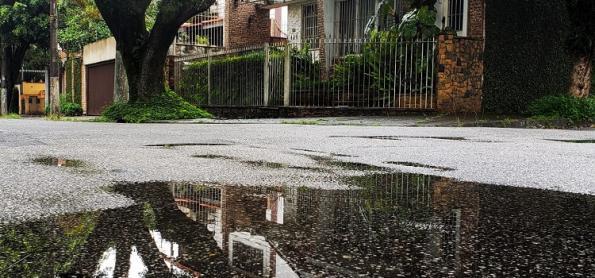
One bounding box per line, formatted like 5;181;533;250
569;53;593;98
94;0;215;103
1;44;29;114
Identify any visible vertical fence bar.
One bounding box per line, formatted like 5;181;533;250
264;43;270;106
207;49;212;106
283;43;291;106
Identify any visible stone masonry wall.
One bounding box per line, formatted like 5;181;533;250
436;34;484;113
224;0;271;48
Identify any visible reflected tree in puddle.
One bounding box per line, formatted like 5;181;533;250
0;173;593;277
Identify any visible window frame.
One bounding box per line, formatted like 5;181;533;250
301;3;319;47
444;0;468;37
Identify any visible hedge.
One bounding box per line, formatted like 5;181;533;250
482;0;574;114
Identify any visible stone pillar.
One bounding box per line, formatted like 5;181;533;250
436;34;484;113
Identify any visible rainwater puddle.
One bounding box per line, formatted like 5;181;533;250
547;139;595;143
332;135;468;141
385;161;456;171
146;143;232;148
32;156;85;168
1;173;593;277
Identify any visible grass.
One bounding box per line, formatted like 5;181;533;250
528;95;594;124
0;113;21;119
280;119;323;125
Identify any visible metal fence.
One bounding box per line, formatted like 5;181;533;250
174;36;437;110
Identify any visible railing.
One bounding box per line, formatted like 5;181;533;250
174;36;437;110
175;14;224;47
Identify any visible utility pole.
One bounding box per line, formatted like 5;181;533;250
49;0;60;114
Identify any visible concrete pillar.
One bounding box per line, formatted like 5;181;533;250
283;44;291;106
263;43;270;106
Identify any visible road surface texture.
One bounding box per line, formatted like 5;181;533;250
1;118;593;223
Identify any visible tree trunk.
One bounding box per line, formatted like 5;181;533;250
0;44;28;114
119;42;171;103
569;53;593;98
94;0;215;104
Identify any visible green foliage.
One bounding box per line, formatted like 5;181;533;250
102;90;211;123
196;35;210;45
0;113;21;119
482;0;574;113
59;93;83;116
180;51;272;106
58;0;111;52
0;213;97;276
0;0;49;46
528;95;595;123
397;6;440;40
63;58;83;104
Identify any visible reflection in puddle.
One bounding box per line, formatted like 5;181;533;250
385;161;455;171
331;135;468;141
32;156;85;167
546;139;595;143
146;143;232;148
0;173;593;277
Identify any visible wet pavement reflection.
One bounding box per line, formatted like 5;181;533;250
1;172;594;277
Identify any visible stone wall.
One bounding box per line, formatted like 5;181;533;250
224;0;271;48
436;34;484;113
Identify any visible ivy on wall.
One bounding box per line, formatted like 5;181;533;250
63;57;83;105
482;0;573;114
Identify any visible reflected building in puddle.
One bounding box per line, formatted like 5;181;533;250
169;173;481;277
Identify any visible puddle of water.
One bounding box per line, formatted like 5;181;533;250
308;155;387;171
332;135;468;141
2;172;592;277
32;156;85;168
547;139;595;143
192;154;235;160
385;161;455;171
146;143;232;148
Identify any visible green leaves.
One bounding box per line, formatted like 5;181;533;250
397;6;439;40
0;0;49;45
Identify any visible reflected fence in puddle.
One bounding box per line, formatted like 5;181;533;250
1;171;593;277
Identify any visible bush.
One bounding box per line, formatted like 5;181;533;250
60;102;83;116
59;93;83;116
101;90;211;123
528;95;595;123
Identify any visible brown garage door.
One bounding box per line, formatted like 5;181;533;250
87;61;115;116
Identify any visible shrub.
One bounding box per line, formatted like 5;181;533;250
528;95;595;123
59;93;83;116
101;90;211;123
60;102;83;116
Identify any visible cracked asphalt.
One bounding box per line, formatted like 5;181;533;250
1;117;594;223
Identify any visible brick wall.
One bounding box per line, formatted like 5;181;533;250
224;0;271;48
436;34;484;113
467;0;485;37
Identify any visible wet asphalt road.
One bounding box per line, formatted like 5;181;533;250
0;118;594;223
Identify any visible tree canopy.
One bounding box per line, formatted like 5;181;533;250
0;0;49;114
58;0;111;53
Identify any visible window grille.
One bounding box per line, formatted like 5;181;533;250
447;0;465;32
301;3;319;47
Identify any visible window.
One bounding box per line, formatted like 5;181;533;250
446;0;468;36
301;3;318;46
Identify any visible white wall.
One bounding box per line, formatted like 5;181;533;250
82;37;116;66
